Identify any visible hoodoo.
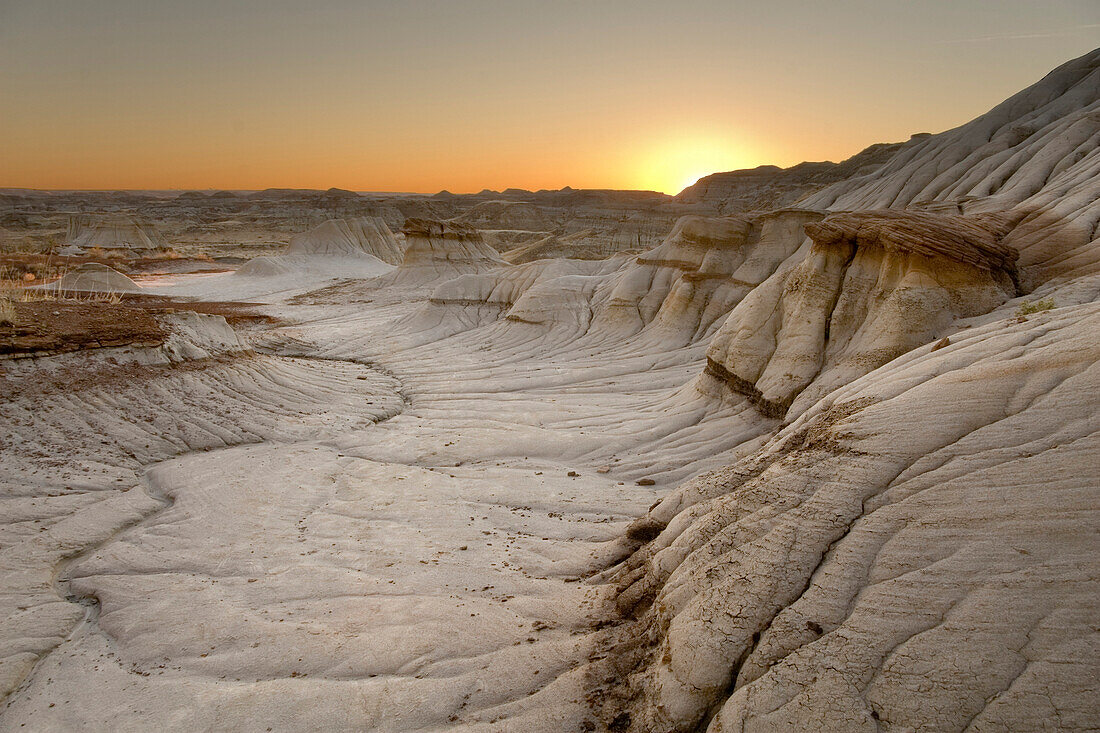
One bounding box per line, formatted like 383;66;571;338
593;211;821;343
704;209;1020;417
368;218;508;288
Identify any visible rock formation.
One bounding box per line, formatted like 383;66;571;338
48;262;145;293
704;210;1019;417
590;211;821;345
368;218;507;288
61;214;167;255
286;216;405;264
598;303;1100;732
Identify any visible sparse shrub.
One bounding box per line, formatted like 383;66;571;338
0;235;55;255
1016;297;1055;320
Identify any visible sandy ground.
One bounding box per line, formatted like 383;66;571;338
0;267;758;731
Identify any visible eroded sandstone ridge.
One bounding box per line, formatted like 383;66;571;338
704;209;1019;417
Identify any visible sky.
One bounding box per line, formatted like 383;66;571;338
1;1;1098;194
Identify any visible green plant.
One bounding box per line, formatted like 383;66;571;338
1016;297;1055;319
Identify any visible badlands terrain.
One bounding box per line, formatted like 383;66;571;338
1;49;1099;731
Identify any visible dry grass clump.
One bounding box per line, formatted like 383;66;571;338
85;246;128;260
0;277;123;328
1015;297;1055;320
0;234;58;255
0;295;15;326
0;260;68;284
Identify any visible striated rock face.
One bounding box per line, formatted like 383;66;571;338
704;210;1018;417
62;214;167;254
453;200;554;231
387;258;620;345
367;218;508;289
801;49;1100;290
802;50;1100;214
597;304;1100;733
285;217;405;264
592;211;821;342
499;230;639;264
804;210;1019;276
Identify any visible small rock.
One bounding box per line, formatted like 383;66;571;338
931;336;951;351
636;478;656;486
596;465;611;474
567;470;579;477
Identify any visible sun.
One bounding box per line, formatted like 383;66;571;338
633;135;757;195
678;168;716;193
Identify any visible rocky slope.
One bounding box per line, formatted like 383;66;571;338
677;141;909;214
586;47;1100;732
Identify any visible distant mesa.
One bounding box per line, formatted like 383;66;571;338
175;190;239;200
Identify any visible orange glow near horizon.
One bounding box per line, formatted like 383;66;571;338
632;135;761;194
1;2;1096;195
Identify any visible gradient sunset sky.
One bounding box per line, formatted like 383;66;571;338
1;1;1098;194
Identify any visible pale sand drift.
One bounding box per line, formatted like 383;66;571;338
0;50;1098;732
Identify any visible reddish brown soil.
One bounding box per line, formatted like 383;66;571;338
118;294;277;324
0;296;273;357
0;300;166;356
0;253;229;281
